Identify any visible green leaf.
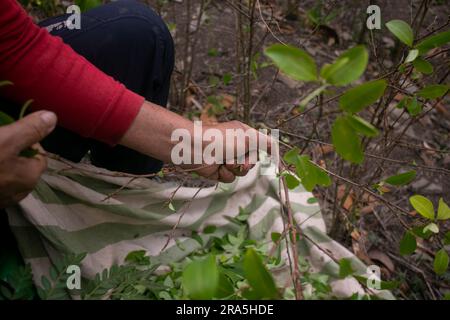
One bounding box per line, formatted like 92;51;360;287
338;258;355;278
409;195;435;220
0;111;15;126
283;147;301;165
331;116;364;164
243;248;279;299
271;232;281;243
41;276;51;292
283;149;331;191
264;44;317;82
434;249;449;275
203;225;217;234
299;85;328;108
320;45;368;86
215;272;234;298
0;80;13;87
396;97;409;109
49;267;58;281
124;250;150;265
413;58;433;74
417;84;449;99
295;155;331;192
379;280;400;290
182;255;219;300
75;0;102;12
284;173;300;189
423;222;439;234
412;225;433;240
168;202;176;212
222;73;232;85
208;48;219;57
347;115;379;137
386;20;414;47
320;57;349;79
416;30;450;55
339;79;387;113
405;49;419;63
353;275;400;290
307;197;318;204
437;198;450;221
384;170;416;186
406;97;422;116
19;100;33;119
208;76;220;87
399;231;417;256
191;231;203;246
444;231;450;245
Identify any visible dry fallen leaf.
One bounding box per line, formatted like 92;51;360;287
185;93;194;109
200;103;218;125
351;228;361;241
435;101;450;119
220;94;235;109
368;249;395;273
408;210;417;217
351;229;373;265
313;144;334;156
360;205;374;215
279;23;295;35
352;240;372;265
337;185;354;211
199;94;235;126
394;93;404;101
378;185;391;193
361;192;378;204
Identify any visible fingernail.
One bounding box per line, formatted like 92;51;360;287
40;111;57;130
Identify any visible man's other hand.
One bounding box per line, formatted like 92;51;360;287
0;111;57;208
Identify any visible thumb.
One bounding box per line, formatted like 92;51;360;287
4;111;57;153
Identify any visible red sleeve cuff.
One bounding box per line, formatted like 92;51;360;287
92;88;144;146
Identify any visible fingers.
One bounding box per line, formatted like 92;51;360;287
0;111;53;208
1;111;57;154
225;153;255;177
12;191;31;203
14;153;47;187
225;121;272;160
218;165;236;183
0;146;47;208
193;120;273;183
0;191;31;209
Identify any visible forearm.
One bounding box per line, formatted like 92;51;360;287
119;101;194;163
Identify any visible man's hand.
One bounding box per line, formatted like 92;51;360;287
0;111;57;208
188;121;272;183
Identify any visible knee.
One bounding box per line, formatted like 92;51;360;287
111;1;174;61
111;0;172;40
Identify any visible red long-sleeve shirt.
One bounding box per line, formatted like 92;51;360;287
0;0;144;145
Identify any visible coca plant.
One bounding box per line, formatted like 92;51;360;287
265;19;450;279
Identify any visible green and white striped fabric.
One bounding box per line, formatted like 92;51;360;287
6;156;393;299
